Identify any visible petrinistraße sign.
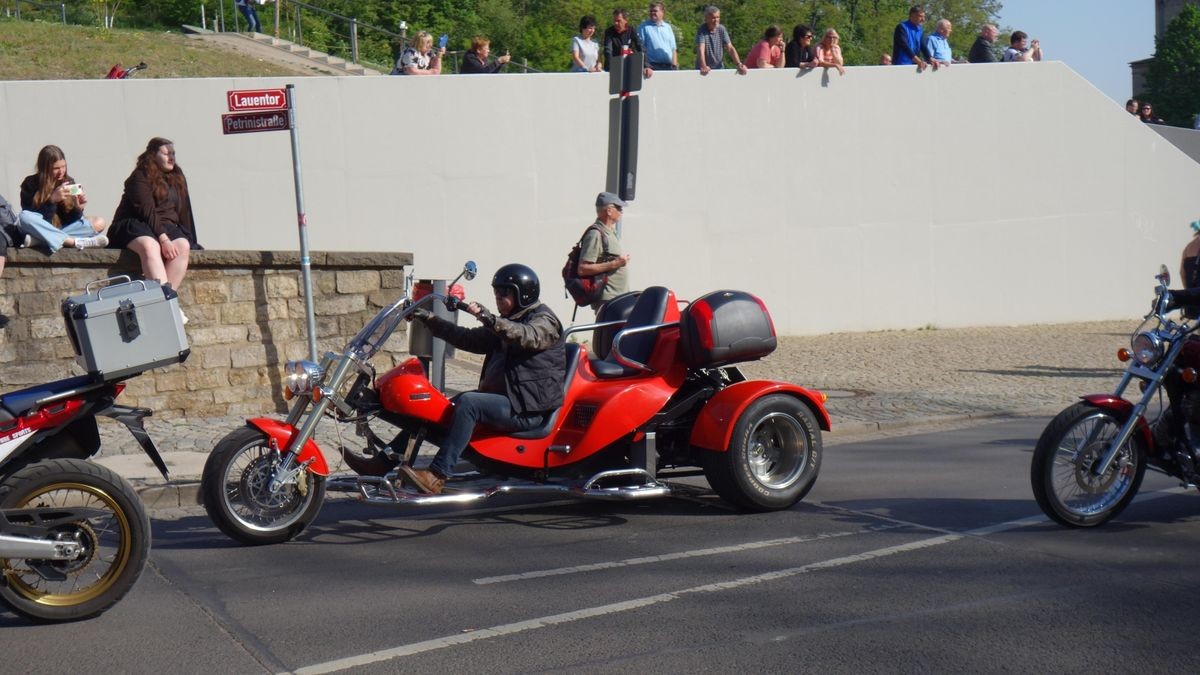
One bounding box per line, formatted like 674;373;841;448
221;111;290;135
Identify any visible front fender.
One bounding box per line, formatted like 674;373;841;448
1079;395;1155;449
247;418;330;476
690;381;831;452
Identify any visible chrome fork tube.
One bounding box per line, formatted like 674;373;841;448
269;353;356;491
1094;340;1185;475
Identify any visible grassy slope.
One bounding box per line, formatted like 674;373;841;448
0;20;298;80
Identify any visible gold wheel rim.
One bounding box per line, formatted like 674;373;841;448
2;482;133;607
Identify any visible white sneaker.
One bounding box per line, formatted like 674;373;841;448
74;234;109;249
180;310;189;325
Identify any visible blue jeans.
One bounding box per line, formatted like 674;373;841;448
430;391;543;477
19;210;96;254
238;4;262;32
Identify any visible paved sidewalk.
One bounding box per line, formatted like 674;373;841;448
94;319;1137;511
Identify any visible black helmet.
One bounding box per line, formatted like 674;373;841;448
491;263;540;309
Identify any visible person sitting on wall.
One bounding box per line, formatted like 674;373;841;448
107;137;202;319
18;145;108;253
460;36;512;74
390;31;445;76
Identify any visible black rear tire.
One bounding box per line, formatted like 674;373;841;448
1031;402;1147;528
0;458;150;622
703;394;822;511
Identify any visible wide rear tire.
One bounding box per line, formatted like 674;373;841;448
703;394;823;511
201;426;325;545
0;459;150;622
1031;402;1147;528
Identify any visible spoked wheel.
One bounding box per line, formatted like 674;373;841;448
1031;402;1147;528
0;459;150;622
703;394;823;511
201;426;325;545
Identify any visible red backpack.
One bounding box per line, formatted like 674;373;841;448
562;224;610;306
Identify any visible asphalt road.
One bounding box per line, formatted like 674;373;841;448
5;417;1200;674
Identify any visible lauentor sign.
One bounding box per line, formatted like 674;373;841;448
227;88;288;112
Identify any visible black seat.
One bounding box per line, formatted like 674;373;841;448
592;291;641;360
508;342;581;439
591;286;670;379
0;375;99;419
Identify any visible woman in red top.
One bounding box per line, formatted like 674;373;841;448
108;137;201;298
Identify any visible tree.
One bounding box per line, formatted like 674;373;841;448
1146;4;1200;127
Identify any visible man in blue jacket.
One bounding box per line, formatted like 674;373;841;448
892;5;928;72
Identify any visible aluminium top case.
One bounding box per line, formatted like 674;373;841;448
61;276;189;381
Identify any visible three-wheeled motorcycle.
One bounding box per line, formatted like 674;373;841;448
201;263;831;545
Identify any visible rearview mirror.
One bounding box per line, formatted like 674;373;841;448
463;261;477;281
1157;264;1170;287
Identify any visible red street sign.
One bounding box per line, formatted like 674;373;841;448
222;111;290;135
227;88;288;112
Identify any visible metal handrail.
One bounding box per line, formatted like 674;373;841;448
5;0;66;24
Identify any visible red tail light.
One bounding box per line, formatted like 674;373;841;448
114;383;127;396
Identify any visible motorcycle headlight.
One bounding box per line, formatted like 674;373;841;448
1130;332;1164;366
284;360;323;395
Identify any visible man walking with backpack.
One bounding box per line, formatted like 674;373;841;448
575;192;631;312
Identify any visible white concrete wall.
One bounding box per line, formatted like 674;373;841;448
2;62;1198;335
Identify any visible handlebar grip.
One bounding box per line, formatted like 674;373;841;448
444;296;461;312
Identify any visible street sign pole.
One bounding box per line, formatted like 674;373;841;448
285;84;318;362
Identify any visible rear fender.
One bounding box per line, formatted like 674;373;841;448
247;418;330;476
1079;395;1155;449
690;381;831;452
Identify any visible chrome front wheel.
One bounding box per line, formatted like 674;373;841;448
201;426;325;545
1031;402;1147;528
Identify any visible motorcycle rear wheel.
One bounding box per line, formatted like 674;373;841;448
703;394;822;511
0;458;150;622
1031;402;1147;528
201;426;325;546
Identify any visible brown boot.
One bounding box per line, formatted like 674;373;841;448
399;466;446;495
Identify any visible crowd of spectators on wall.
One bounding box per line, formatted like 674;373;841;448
390;4;1052;81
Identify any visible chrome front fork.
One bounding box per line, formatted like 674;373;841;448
1094;340;1186;475
268;353;356;492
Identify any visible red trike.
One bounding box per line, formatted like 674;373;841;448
201;262;830;545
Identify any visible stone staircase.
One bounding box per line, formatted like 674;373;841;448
182;25;384;77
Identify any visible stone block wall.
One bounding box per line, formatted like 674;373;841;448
0;248;413;417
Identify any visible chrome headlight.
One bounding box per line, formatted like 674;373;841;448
1130;332;1164;366
284;360;324;395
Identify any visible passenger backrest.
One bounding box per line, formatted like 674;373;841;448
607;286;670;368
592;291;641;360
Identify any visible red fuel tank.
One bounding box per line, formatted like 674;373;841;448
375;358;454;424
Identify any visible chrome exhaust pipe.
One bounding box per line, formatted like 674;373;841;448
325;470;673;506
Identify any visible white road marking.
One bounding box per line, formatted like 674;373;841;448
473;525;901;585
290;485;1199;674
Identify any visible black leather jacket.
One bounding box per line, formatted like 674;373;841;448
417;302;566;414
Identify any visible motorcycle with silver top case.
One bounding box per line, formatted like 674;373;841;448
201;261;831;545
1032;265;1200;527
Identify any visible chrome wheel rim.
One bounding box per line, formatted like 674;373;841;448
746;412;809;490
222;441;314;533
1050;412;1136;518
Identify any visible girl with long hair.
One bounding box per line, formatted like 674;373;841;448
18;145;108;252
108;137;201;302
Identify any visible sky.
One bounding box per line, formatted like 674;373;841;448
996;0;1155;103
